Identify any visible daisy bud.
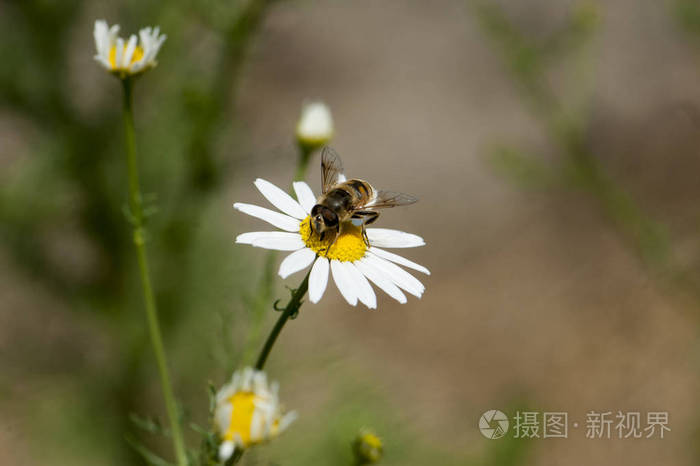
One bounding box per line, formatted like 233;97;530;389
352;429;383;464
214;367;297;461
93;19;166;79
296;101;334;152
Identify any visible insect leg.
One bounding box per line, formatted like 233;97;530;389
352;211;380;246
324;225;340;254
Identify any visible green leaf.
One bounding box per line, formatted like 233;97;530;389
129;413;170;437
125;435;174;466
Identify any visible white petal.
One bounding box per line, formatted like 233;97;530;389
242;368;253;390
330;260;357;306
252;372;267;393
250;410;263;441
369;247;430;275
115;37;124;68
236;231;295;244
363;255;424;298
123;34;137;69
219;441;235;462
151;32;166;60
137;28;152;65
308;258;329;303
93;20;107;56
355;259;407;304
214;399;233;432
343;261;376;309
255;179;307;220
95;56;112;69
366;228;425;248
252;234;305;251
293;181;317;214
279;411;298;432
279;248;316;279
215;382;235;404
102;25;115;58
234;203;301;232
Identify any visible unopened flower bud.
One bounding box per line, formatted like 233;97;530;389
352;429;383;464
296;101;334;151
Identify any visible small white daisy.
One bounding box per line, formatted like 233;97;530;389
214;367;297;461
93;19;166;77
234;178;429;309
296;101;334;150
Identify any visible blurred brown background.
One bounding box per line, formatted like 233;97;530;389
2;0;700;465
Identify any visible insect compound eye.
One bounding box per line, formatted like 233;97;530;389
322;209;338;226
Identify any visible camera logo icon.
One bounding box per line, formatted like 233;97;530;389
479;410;509;439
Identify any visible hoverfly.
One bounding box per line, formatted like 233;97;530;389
310;147;417;248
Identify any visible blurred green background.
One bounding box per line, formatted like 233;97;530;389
2;0;700;465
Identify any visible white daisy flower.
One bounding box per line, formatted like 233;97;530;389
234;178;429;309
214;367;297;461
296;101;334;150
93;19;166;77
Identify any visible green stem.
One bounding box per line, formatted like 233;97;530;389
121;78;189;466
241;251;276;366
254;271;310;370
293;145;313;184
236;271;310;466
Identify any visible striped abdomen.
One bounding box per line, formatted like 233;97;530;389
320;179;374;216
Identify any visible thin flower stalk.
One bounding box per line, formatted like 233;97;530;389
231;274;308;466
254;270;310;370
121;78;188;466
293;145;314;184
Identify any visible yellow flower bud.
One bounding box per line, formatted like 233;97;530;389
353;429;383;464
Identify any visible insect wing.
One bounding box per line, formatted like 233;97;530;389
367;190;418;209
321;146;345;193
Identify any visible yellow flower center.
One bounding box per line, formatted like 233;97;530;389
299;216;367;262
361;433;382;449
223;391;281;447
108;44;144;69
224;392;257;446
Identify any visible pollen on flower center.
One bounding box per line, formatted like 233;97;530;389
299;216;367;262
108;45;144;69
